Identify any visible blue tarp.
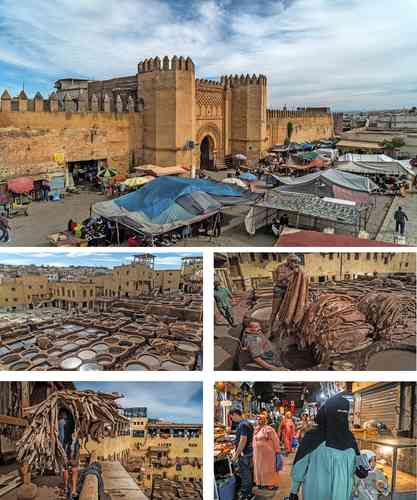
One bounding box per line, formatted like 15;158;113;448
93;176;259;235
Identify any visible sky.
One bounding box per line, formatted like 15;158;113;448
74;382;203;423
0;251;201;269
0;0;416;111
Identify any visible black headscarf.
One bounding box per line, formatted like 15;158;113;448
294;394;359;464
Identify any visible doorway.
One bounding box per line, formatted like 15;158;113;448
200;136;215;170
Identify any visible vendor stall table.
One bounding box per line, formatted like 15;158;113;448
365;437;417;499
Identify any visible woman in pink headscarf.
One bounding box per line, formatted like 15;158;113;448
279;411;296;455
253;414;281;491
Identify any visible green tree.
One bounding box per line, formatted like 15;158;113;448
285;121;294;145
380;137;405;150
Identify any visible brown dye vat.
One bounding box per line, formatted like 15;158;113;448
105;336;120;345
135;354;161;370
118;340;133;348
177;342;200;354
32;354;47;362
109;346;125;355
21;349;41;360
2;354;21;365
126;335;146;347
168;352;195;366
160;360;190;371
124;361;149;371
96;354;115;369
9;361;30;370
75;339;91;347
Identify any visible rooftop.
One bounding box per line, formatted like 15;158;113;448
275;229;404;247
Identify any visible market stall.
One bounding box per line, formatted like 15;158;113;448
92;176;259;245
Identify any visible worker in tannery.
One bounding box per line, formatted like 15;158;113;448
241;321;287;371
268;254;301;337
214;280;236;327
58;409;81;498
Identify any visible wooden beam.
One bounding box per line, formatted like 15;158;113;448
0;415;27;427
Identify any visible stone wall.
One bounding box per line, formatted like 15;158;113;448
267;109;334;145
0;111;143;180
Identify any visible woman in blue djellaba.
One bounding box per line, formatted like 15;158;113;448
289;394;369;500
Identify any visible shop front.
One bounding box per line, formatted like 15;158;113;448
214;382;416;500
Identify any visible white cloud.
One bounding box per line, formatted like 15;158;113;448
0;0;416;109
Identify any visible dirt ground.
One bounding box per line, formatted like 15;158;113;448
3;190;104;247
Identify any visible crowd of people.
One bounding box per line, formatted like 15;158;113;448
227;394;390;500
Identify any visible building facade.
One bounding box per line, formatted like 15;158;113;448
217;252;416;290
126;409;203;489
0;56;334;181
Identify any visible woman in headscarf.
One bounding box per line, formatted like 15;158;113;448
252;414;281;491
288;394;369;500
279;411;296;455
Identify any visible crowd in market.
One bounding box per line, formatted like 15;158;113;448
218;394;390;500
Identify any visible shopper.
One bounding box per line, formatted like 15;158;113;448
289;394;369;500
297;413;311;441
352;449;390;499
230;408;254;500
253;414;281;492
269;254;300;337
279;411;296;455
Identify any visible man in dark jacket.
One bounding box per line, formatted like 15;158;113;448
394;206;408;235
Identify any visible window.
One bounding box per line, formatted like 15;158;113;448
329;254;334;260
354;253;359;260
184;448;190;453
11;287;15;291
366;253;371;260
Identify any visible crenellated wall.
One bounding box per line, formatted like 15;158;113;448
0;111;143;180
266;109;334;145
0;56;335;178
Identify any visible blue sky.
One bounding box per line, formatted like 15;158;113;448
74;382;203;423
0;251;201;269
0;0;416;110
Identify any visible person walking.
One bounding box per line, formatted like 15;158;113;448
288;394;369;500
214;281;236;327
253;414;281;492
393;206;408;236
58;410;81;499
230;408;255;500
279;411;296;456
0;213;10;242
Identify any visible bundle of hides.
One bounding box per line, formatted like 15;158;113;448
17;390;128;473
300;294;374;357
358;292;416;341
277;270;310;326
